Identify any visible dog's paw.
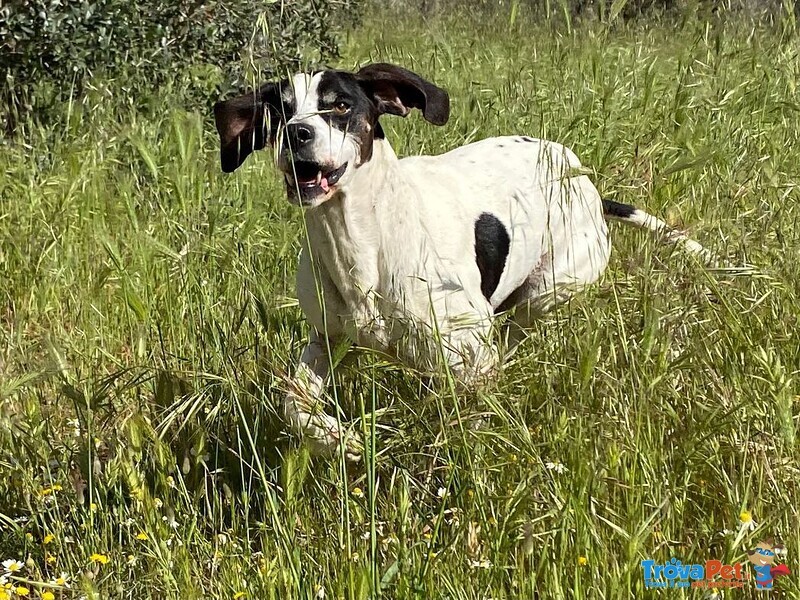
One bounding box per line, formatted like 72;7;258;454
306;423;363;463
284;393;363;462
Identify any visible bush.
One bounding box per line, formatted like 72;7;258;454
0;0;362;132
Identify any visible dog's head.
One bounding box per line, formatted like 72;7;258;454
213;63;450;207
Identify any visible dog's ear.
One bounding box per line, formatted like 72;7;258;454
356;63;449;126
214;82;284;173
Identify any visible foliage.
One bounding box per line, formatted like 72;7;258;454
2;8;800;599
0;0;361;130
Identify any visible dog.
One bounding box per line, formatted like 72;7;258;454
214;63;710;459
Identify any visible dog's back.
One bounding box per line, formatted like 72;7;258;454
394;135;611;314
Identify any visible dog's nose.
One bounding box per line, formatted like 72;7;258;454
286;123;314;149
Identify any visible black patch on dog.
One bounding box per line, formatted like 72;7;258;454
520;136;535;142
316;71;382;165
474;213;510;301
214;79;294;172
602;199;637;219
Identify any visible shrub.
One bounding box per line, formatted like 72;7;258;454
0;0;362;132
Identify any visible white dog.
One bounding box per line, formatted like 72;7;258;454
214;63;709;459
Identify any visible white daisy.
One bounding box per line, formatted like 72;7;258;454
1;559;23;573
545;461;568;474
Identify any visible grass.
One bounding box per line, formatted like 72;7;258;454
2;7;800;599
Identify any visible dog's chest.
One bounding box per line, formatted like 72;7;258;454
307;204;381;303
306;199;438;348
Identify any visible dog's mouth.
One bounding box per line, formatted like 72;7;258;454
284;161;348;202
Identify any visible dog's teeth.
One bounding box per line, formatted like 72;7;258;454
315;171;322;184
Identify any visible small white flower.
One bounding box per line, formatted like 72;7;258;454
739;511;757;532
315;585;325;599
545;461;567;474
0;575;7;585
162;515;179;529
52;572;71;588
468;558;493;569
67;418;81;436
2;559;23;573
437;487;447;499
718;529;734;537
444;508;461;527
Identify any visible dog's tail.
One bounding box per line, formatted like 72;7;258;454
602;199;713;262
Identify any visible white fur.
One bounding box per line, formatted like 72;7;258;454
276;73;712;460
286;134;614;458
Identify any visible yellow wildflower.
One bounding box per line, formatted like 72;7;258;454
0;589;7;600
45;556;56;564
89;553;109;565
43;534;55;545
351;487;364;499
578;556;588;566
15;587;30;597
135;532;148;541
41;592;55;600
89;503;98;512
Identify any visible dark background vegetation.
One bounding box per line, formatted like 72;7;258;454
1;0;796;134
0;0;360;133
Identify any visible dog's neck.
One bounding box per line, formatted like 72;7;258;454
304;138;424;305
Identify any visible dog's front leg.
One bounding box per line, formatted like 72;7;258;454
283;331;360;461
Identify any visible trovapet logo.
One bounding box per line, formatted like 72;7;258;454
747;539;791;590
641;558;749;589
642;539;791;591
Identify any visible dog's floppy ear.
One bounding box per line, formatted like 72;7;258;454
356;63;449;126
214;82;283;173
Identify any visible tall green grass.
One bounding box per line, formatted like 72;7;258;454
1;9;799;599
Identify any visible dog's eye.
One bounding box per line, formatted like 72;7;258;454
333;101;350;115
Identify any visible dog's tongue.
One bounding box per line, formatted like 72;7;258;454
320;177;329;192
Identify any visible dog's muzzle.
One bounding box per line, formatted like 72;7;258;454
283;161;348;203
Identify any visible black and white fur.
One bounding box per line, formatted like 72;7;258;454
214;64;710;459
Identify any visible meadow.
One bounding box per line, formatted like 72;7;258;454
2;6;800;599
